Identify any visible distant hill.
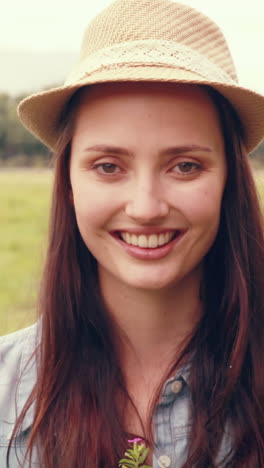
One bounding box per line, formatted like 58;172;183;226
0;50;77;96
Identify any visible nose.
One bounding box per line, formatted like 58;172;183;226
125;179;169;223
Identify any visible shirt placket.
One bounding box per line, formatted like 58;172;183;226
152;376;186;468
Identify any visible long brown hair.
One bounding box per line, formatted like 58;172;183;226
9;85;264;467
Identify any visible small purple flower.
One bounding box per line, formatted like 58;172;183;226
128;438;144;444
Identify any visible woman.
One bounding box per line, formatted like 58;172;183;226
1;0;264;466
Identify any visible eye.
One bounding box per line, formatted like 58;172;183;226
96;163;121;174
172;161;201;174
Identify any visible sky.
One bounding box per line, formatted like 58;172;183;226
1;0;264;94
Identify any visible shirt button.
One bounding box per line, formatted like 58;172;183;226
171;379;182;394
158;455;171;467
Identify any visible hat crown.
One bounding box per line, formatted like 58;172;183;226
80;0;237;82
18;0;264;154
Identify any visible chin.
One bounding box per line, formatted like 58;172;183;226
124;272;180;291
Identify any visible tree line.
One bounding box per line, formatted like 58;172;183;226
0;91;264;167
0;93;49;166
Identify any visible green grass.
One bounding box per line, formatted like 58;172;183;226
0;168;264;337
0;170;52;335
254;171;264;202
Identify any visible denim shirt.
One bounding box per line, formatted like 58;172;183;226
0;324;231;468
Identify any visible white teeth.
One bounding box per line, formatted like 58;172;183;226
148;234;158;248
131;234;138;246
138;235;148;248
158;233;165;246
120;232;175;248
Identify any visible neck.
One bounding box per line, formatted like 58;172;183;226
99;267;203;374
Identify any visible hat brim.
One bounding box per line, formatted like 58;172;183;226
18;66;264;153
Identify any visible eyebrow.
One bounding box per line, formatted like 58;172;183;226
83;144;213;156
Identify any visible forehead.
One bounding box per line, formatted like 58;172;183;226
75;81;219;116
71;82;224;153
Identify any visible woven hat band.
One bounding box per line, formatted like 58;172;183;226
65;40;236;87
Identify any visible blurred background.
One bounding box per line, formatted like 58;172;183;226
1;0;264;335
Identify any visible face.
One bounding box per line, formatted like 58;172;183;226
69;82;227;292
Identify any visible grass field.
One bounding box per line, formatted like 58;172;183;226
0;170;52;335
0;168;264;336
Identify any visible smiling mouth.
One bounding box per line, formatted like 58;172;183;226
116;231;180;249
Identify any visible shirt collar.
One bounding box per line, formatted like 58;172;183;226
159;356;192;406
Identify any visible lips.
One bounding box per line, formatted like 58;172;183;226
111;229;185;260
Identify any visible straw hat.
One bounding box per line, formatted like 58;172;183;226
18;0;264;153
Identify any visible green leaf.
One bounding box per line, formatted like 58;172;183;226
124;450;136;459
138;447;149;464
118;459;136;467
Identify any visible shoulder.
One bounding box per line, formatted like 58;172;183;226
0;322;39;357
0;323;39;441
0;323;39;386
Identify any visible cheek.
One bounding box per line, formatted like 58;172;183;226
176;181;225;229
71;182;115;234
